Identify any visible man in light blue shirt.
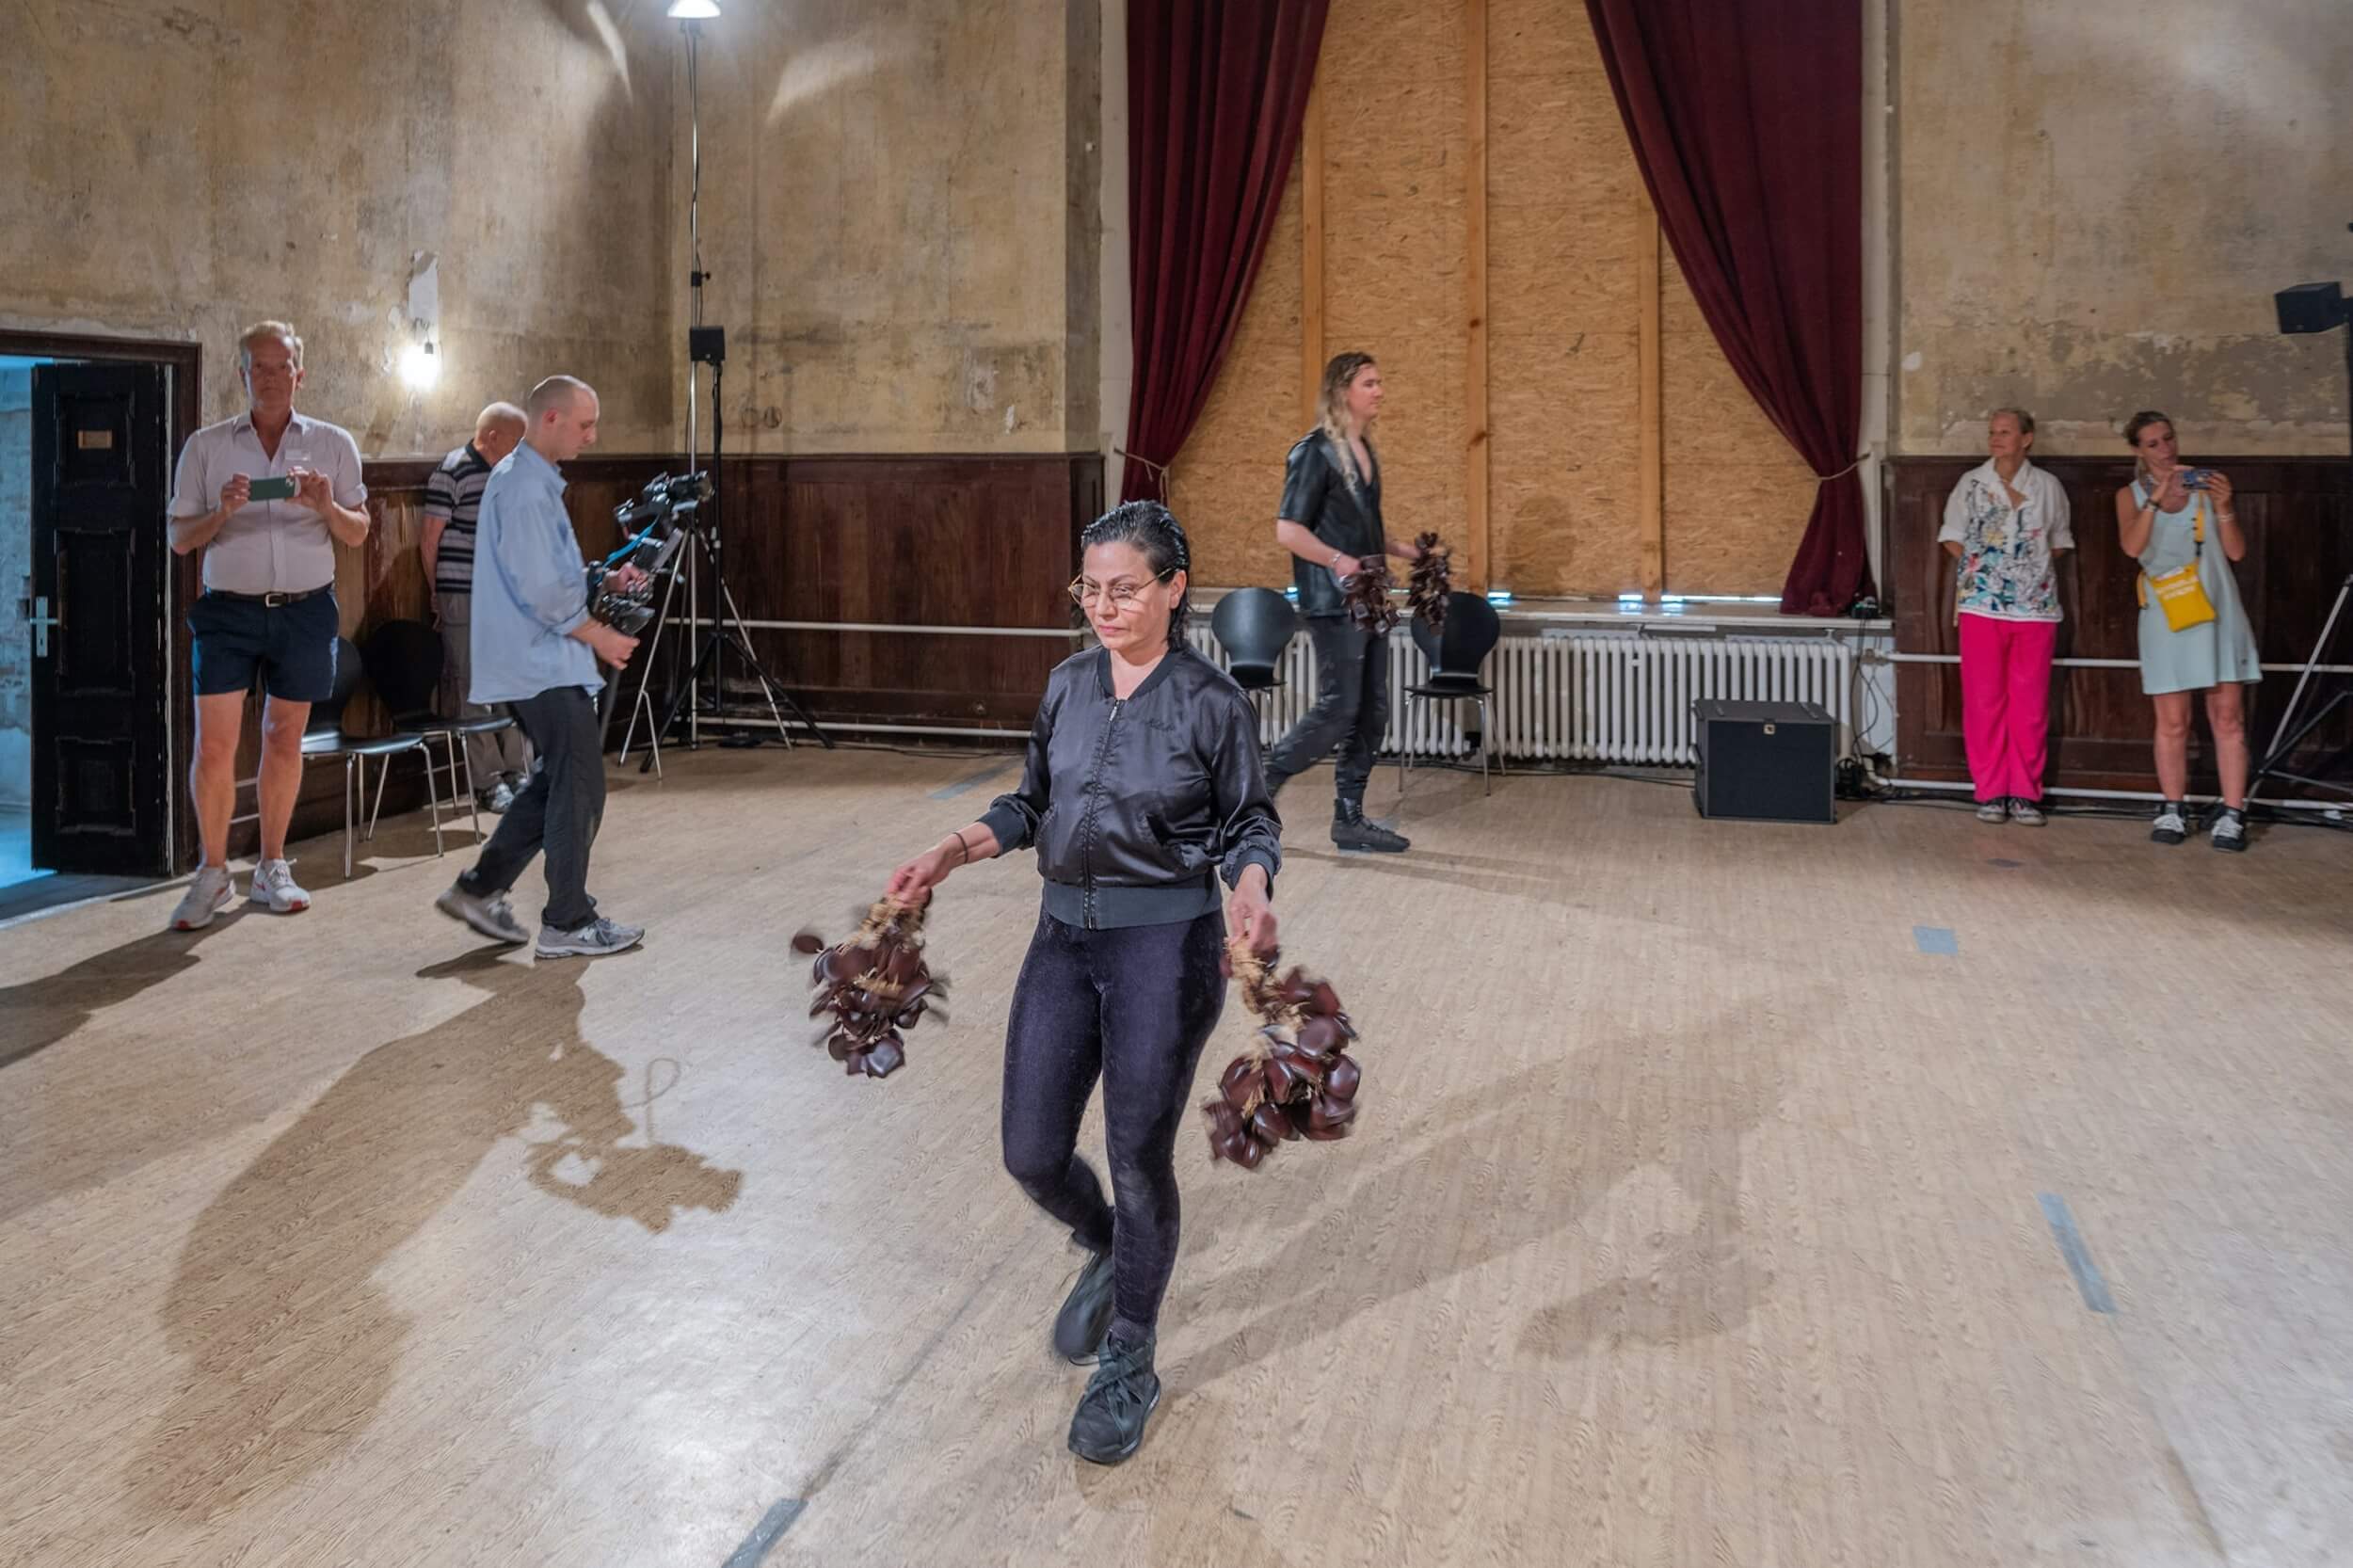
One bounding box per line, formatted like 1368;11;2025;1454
434;376;647;958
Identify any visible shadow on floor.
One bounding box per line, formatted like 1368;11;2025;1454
1162;996;1797;1389
0;915;244;1072
129;951;743;1526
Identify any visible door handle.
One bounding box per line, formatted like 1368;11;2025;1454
25;594;58;658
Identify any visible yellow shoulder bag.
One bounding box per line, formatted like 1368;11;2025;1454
2137;493;2217;632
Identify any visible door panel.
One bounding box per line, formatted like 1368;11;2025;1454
29;361;170;875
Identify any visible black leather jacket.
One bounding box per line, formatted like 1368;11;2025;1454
1279;429;1386;617
978;645;1282;929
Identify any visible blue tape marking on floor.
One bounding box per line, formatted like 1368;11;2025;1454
929;765;1010;800
723;1498;806;1568
1913;925;1959;955
1987;857;2024;869
2038;1192;2117;1314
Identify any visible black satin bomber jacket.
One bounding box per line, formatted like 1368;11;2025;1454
976;644;1283;929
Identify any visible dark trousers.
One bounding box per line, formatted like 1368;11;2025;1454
458;685;604;931
1001;910;1227;1344
1268;615;1389;804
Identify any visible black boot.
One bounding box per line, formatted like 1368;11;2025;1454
1067;1332;1161;1464
1051;1247;1116;1364
1332;799;1409;853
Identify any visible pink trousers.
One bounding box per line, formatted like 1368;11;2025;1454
1959;613;2057;803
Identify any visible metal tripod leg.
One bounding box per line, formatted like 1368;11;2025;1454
2249;573;2353;808
715;576;794;748
619;552;690;767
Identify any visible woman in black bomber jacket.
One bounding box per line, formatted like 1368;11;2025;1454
886;500;1281;1466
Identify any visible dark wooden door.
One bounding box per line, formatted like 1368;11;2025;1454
29;361;171;875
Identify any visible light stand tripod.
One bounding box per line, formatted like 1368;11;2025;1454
2250;572;2353;804
2249;264;2353;808
645;345;831;759
616;5;831;770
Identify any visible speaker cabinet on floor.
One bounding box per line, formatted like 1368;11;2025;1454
1692;699;1837;824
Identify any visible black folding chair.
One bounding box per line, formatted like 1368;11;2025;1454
1400;592;1504;801
1209;587;1301;728
301;636;441;876
361;618;517;843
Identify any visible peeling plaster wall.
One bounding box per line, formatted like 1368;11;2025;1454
677;0;1100;455
0;0;677;456
1896;1;2353;456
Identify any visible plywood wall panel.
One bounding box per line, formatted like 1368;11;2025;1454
1314;0;1469;560
1171;0;1816;600
1658;255;1817;595
1167;167;1305;589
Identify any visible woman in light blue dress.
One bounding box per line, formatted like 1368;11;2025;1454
2113;410;2260;852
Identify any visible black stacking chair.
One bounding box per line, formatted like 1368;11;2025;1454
361;618;515;843
302;635;440;876
1400;591;1504;801
1209;588;1301;728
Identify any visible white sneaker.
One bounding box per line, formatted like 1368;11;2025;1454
2008;798;2046;826
170;865;234;931
535;916;645;959
2151;804;2187;845
436;881;529;944
1975;799;2008;824
2210;807;2249;853
248;857;312;913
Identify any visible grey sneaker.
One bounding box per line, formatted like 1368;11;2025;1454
1052;1248;1117;1364
2151;802;2188;845
170;865;234;931
481;781;517;813
2008;797;2045;826
2210;806;2249;853
536;916;645;959
436;881;529;945
1067;1333;1160;1465
248;857;312;913
1975;798;2009;824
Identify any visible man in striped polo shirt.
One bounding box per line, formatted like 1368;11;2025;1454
424;403;532;809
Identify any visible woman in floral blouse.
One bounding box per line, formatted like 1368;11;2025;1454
1940;408;2073;824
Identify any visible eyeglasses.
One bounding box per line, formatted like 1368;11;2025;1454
1068;569;1174;610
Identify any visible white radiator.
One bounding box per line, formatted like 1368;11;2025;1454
1187;627;1852;765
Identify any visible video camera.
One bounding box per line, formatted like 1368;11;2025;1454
586;470;710;635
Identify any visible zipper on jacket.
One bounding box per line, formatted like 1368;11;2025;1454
1079;697;1123;929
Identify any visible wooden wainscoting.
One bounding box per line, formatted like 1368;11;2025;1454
191;452;1100;865
709;455;1102;730
1887;456;2353;793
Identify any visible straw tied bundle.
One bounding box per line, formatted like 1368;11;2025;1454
791;899;947;1079
1200;943;1363;1170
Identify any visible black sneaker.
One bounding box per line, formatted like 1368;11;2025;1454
1051;1248;1116;1364
2150;801;2188;845
2210;805;2249;853
1067;1333;1160;1465
1332;800;1409;854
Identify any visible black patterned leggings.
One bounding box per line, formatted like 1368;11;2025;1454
1000;909;1227;1343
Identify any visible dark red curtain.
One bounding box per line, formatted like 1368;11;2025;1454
1585;0;1872;616
1121;0;1331;504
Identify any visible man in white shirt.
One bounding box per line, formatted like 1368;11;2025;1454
166;321;370;928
